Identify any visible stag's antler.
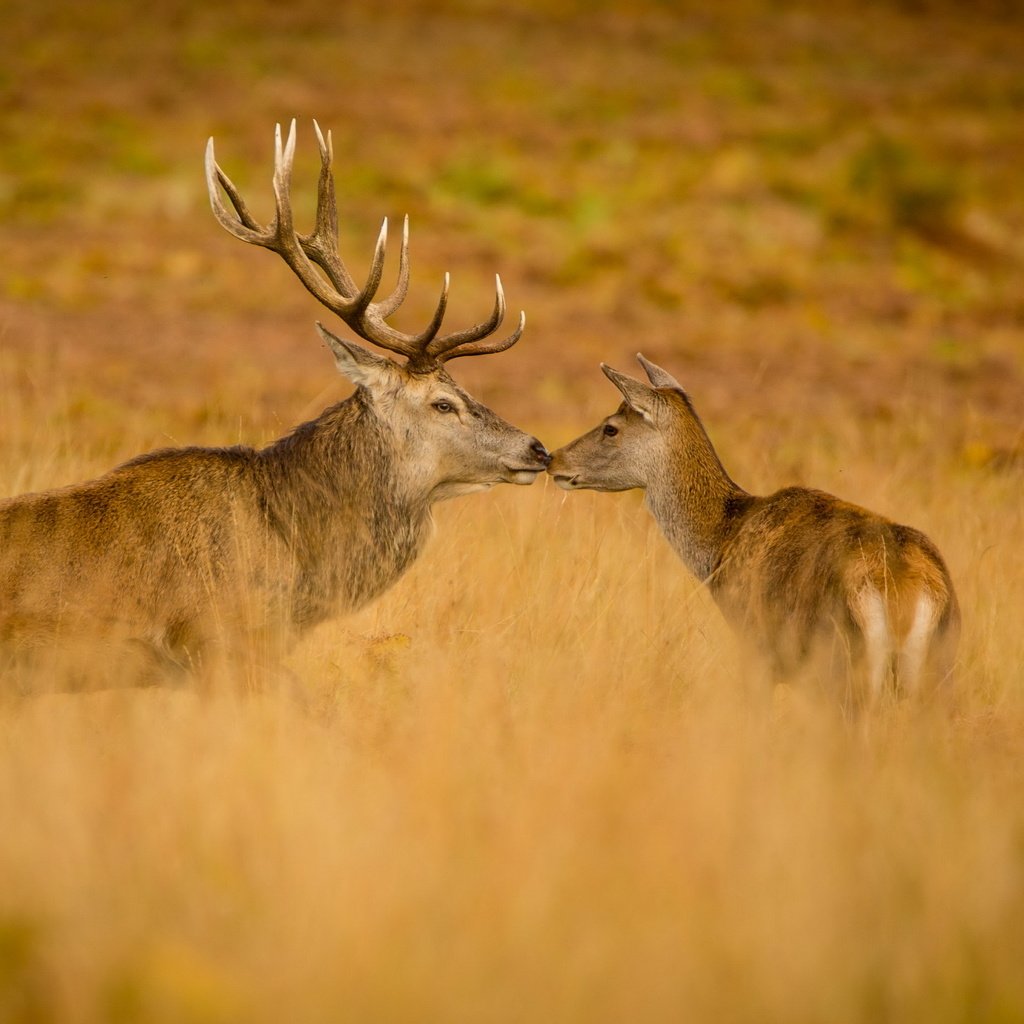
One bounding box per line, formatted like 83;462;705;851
206;120;525;371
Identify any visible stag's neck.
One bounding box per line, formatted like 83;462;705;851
644;422;751;584
257;393;432;626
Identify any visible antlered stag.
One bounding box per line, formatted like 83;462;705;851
548;355;959;709
0;121;549;690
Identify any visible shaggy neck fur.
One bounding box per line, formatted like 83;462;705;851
256;390;433;628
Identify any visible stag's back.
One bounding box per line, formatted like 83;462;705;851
0;447;287;672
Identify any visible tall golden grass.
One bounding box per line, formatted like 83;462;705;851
1;395;1021;1023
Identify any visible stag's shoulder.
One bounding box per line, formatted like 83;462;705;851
116;444;257;474
66;445;260;506
106;444;258;491
0;445;259;510
95;446;266;518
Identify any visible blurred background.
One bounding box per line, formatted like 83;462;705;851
2;0;1022;460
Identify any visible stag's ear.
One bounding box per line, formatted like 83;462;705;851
601;363;659;424
636;353;683;392
316;322;395;389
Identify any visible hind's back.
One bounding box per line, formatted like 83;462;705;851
714;487;959;703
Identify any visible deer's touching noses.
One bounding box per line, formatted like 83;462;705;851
530;439;552;468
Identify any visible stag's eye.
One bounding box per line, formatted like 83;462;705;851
432;400;455;414
603;423;619;438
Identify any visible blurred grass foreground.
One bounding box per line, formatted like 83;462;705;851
1;1;1024;1022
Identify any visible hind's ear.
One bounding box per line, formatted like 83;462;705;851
601;363;659;424
636;353;683;392
317;322;395;389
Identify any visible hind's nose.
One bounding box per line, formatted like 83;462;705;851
530;439;552;467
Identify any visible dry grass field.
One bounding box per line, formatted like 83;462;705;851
2;1;1023;1021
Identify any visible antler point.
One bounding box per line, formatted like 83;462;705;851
204;138;217;176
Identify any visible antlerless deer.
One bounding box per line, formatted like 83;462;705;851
548;355;959;709
0;121;549;690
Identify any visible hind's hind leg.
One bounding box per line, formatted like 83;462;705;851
851;587;892;709
900;595;960;709
896;595;941;699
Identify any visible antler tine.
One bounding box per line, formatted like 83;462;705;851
300;120;355;295
397;272;451;363
205;138;268;243
349;217;390;315
311;120;335;236
271;120;299;239
374;214;411;319
440;309;527;362
426;274;520;361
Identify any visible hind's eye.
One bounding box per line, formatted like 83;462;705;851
433;400;455;414
603;423;619;437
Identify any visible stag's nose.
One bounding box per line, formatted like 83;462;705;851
530;439;552;467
